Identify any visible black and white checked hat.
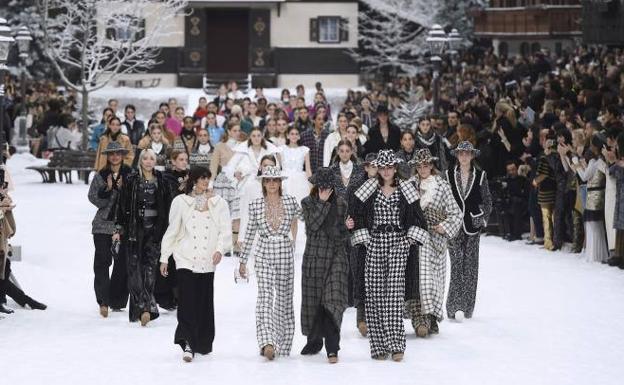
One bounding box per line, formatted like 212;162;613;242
450;141;480;157
371;149;402;167
409;148;438;166
256;165;288;180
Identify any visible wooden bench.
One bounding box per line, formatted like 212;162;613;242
27;150;96;185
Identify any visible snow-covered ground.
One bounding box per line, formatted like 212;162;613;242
2;153;624;385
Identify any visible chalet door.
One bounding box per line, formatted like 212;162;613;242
205;9;249;73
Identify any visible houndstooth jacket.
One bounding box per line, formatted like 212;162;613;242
349;178;427;302
408;173;463;321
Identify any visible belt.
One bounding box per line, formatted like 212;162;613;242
261;234;290;242
587;186;605;191
372;224;405;233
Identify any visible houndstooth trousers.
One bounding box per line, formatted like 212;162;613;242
447;232;480;318
365;191;409;357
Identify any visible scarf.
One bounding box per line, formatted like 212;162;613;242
339;160;353;179
417;130;436;147
198;143;211;154
151;142;163;154
418;175;438;209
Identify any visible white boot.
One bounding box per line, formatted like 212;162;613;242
454;311;465;322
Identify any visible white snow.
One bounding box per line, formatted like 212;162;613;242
2;152;624;385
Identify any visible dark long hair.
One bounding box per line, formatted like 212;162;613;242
103;116;122;137
332;139;358;165
376;165;399;187
185;166;212;194
247;126;267;149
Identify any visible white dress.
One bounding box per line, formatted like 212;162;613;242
280;145;311;205
223;141;280;241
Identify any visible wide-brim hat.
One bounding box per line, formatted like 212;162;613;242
371;149;402;167
363;152;378;165
409;148;438;166
450;141;480;157
309;167;335;189
101;141;129;155
256;165;288;180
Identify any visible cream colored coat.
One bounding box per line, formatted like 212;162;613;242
160;194;232;273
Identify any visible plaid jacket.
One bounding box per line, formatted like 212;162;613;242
300;128;330;174
300;195;350;335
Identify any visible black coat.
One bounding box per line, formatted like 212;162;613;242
330;162;366;201
116;170;170;244
123;120;146;146
364;124;401;155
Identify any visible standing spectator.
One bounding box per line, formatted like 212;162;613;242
300;112;330;174
501;160;530;241
300;167;349;364
606;133;624;268
364;105;401;155
87;142;132;317
572;134;609;262
122;104;145;147
533;136;558;251
159;166;231;362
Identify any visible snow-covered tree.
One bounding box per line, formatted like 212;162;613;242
349;0;443;77
37;0;188;148
435;0;487;43
3;0;52;79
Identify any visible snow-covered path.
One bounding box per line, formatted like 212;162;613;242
2;154;624;385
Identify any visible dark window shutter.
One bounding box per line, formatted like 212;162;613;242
106;27;116;40
136;18;146;41
309;18;318;42
340;18;349;42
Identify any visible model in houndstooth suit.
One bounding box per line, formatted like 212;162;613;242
349;150;427;361
300;168;350;363
239;166;302;360
445;143;492;321
407;149;462;337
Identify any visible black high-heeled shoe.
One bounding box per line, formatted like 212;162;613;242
26;297;47;311
300;338;323;355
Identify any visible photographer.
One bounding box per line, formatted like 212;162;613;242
499;161;530;241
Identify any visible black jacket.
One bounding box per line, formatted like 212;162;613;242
116;170;170;243
122;120;146;146
447;167;485;235
364;123;401;155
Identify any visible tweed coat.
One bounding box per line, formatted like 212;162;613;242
349;179;427;302
408;174;463;321
609;164;624;230
329;161;367;201
300;195;350;335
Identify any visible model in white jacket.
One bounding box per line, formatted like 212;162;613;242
160;194;232;273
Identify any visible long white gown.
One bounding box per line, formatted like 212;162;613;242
222;141;280;242
280;145;311;205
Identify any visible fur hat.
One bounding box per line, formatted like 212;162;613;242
409;148;438;166
256;165;288;180
450;141;480;157
309;167;335;189
101;141;129;155
371;149;402;167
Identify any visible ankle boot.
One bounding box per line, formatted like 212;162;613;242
26;297;47;310
300;337;323;355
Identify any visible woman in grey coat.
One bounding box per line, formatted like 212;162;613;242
87;142;133;317
300;167;350;364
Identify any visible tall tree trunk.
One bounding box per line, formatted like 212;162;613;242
81;90;89;151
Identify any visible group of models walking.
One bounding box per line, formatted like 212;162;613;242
88;138;491;364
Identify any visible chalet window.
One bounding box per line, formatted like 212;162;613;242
310;17;348;43
106;15;146;42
